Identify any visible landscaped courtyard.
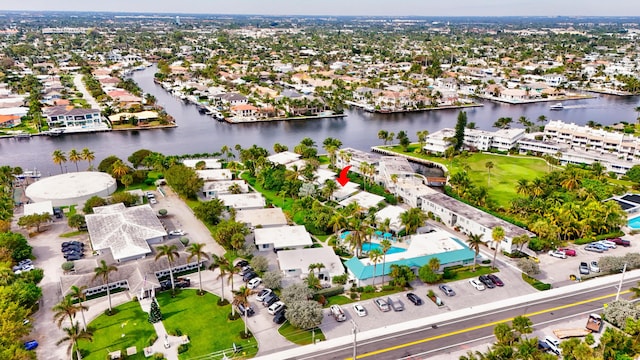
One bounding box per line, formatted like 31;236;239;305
82;290;258;360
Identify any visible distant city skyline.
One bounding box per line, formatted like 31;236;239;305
1;0;639;17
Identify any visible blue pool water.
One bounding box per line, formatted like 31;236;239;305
629;216;640;229
361;242;406;254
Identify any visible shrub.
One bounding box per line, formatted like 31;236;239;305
356;287;364;293
350;292;358;299
179;237;189;246
442;268;455;280
332;274;348;285
517;258;540;276
381;285;395;291
362;285;375;293
148;334;158;346
585;334;595;345
61;261;75;271
522;273;551;291
314;286;344;298
603;300;640;329
177;343;190;354
262;271;283;290
418;266;442;284
250;255;269;273
427;289;436;298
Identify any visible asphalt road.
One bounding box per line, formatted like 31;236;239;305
295;278;637;360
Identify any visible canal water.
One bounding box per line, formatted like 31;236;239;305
1;64;639;176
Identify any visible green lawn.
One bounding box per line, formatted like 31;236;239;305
442;265;498;283
277;321;326;345
378;145;549;208
156;289;258;359
359;288;404;301
324;294;355;307
81;301;156;360
240;172;295;211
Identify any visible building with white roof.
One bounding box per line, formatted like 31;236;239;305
376;156;416;193
423;127;525;154
85;203;167;262
334;147;381;175
267;151;301;165
374;205;406;233
277;247;344;281
218;193;265;209
331;182;360;202
183;158;222;169
196;169;232;181
202;180;248;199
23;201;53;216
254;225;313;251
236;208;288;228
338;191;385;209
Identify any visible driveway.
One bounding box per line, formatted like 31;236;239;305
73;73;101;110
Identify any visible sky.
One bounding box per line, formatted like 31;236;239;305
1;0;639;17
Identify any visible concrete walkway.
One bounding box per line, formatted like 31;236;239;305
73;74;101;110
139;298;182;360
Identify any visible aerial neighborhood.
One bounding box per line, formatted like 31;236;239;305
2;11;640;360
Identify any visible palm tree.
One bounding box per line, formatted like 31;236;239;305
52;149;67;174
380;239;392;284
400;208;427;235
57;322;93;360
155;244;180;292
52;295;85;328
93;260;118;315
491;227;505;270
68;149;82;172
485;161;494;186
368;249;383;286
428;257;441;272
226;263;240;293
466;233;484;272
233;286;254;334
210;254;230;303
187;243;210;295
111;159;129;180
68;285;88;330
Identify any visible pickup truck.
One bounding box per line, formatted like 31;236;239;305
586;313;603;332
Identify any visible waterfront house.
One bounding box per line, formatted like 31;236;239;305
230;104;258;118
0;114;20;128
43;106;107;133
334;147;381;176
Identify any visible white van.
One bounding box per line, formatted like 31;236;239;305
330;305;347;322
544;336;561;355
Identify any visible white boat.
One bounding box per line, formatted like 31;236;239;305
550;103;564;110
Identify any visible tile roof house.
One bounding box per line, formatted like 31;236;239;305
85;203;167;262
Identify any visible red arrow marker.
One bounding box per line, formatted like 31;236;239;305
337;165;352;187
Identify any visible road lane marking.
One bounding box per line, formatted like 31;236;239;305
349;290;630;359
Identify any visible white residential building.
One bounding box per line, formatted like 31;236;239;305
254;225;313;251
277;247;344;281
334;147;381;176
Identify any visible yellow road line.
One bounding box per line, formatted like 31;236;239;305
349;290;630;360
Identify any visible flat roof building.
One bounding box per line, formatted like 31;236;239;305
183;158;222;169
196;169;232;181
218;193;266;209
339;191;385;209
236;208;288;228
277;247;344;280
254;225;313;251
24;201;53;216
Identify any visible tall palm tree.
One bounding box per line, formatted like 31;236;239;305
82;148;96;169
52;295;85;328
68;149;82;172
400;208;427;235
210;254;230;303
466;233;484;272
380;239;392;284
226;264;240;293
485;161;494;186
187;243;210;295
491;227;505;270
233;286;254;333
368;249;383;286
68;285;88;330
57;322;93;360
52;149;67;174
111;159;129;180
94;260;118;314
155;244;180;292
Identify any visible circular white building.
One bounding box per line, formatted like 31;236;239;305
26;172;117;207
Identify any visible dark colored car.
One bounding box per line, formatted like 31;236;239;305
263;294;280;307
273;309;286;324
53;207;63;219
24;340;38;350
406;293;423;306
610;238;631;247
235;260;249;268
241;266;253;276
62;245;83;252
62;241;84;247
478;275;496;289
64;254;82;261
160;278;191;291
537;339;551;352
242;271;258;282
487;274;504;287
237;303;255;317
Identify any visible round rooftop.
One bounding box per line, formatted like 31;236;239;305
26;171;117;207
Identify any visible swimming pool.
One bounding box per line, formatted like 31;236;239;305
628;216;640;229
361;242;406;254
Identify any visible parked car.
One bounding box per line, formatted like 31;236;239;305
478;275;496;289
439;284;456;296
469;278;486;291
585;244;604;253
247;277;262;289
62;241;84;248
558;248;577;256
175;278;191;288
548;250;567;259
590;261;600;273
537;339;551;352
53;207;63;219
544;336;561;355
388;297;404;311
149;198;158;205
579;262;590;275
235;260;250;268
591;243;609;251
236;303;255;317
241;265;253;275
406;293;423;306
256;288;272;302
169;229;186;236
273;309;286;324
64;254;82;261
267;301;285;315
330;305;347;321
598;240;617;249
242;271;258;282
610;238;631;247
24;340;38;350
262;293;279;307
487;274;504;287
374;298;390;312
353;304;367;317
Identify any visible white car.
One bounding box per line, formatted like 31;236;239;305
353;304;367;317
256;288;272;302
267;301;285;315
544;336;561;355
469;278;486;291
149;197;158;205
548;250;567;259
597;240;617;249
169;229;186;236
247;277;262;289
590;261;600;273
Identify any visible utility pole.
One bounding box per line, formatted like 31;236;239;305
616;262;628;301
351;319;358;360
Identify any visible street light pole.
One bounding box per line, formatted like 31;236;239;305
616;262;628;301
351;319;358;360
